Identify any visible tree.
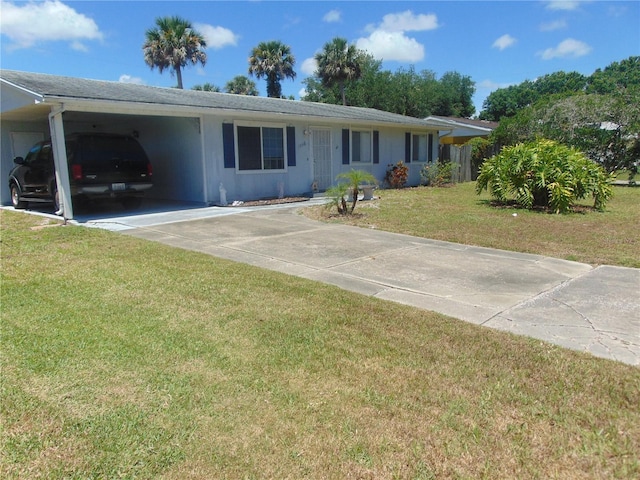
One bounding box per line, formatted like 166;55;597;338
225;75;258;95
192;83;221;92
491;89;640;175
143;16;207;89
314;37;362;106
248;40;296;98
479;80;538;121
480;57;640;120
436;71;476;117
587;56;640;94
302;58;474;119
534;71;587;96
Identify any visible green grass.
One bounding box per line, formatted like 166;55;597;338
307;182;640;268
2;210;639;479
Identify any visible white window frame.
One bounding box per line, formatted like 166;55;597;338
351;129;373;164
234;121;288;173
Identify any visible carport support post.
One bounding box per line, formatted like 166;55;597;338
48;109;73;220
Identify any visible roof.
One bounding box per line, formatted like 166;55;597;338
426;115;498;131
1;70;453;130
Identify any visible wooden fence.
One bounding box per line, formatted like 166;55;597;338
440;143;500;182
440;144;473;182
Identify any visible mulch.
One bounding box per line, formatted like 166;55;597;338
229;197;310;207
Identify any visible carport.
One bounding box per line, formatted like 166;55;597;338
1;71;208;220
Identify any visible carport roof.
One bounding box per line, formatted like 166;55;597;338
1;70;452;129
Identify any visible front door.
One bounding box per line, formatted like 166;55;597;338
311;128;332;191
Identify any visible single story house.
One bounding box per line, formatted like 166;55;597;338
1;70;453;219
425;115;498;146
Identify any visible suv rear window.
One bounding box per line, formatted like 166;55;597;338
77;136;148;165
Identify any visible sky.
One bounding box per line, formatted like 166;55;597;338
1;0;639;116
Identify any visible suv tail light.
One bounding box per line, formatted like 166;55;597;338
147;163;153;177
71;164;83;180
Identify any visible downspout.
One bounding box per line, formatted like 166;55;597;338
48;106;74;220
198;115;209;204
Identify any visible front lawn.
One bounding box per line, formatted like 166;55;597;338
306;182;640;268
2;210;639;479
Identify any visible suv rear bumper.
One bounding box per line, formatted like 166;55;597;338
73;183;153;196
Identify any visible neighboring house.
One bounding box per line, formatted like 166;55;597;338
425;116;498;146
1;70;452;219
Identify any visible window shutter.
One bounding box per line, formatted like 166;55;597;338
405;132;411;163
342;129;350;165
287;126;296;167
222;123;235;169
373;130;379;164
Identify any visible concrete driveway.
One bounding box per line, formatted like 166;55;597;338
93;202;638;366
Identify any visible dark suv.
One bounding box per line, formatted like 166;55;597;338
8;133;153;211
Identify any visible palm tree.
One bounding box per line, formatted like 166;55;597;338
315;37;362;106
225;75;259;95
192;83;221;92
248;40;296;98
143;16;207;89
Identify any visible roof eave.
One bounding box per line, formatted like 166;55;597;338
46;95;444;130
1;77;45;104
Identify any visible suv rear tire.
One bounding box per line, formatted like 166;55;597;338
10;182;27;209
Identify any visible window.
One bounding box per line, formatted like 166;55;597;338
237;125;285;171
412;134;428;162
411;133;434;163
352;130;372;163
31;144;52;166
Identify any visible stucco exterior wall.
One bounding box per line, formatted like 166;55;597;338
200;116;440;204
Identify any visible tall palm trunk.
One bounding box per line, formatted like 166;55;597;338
176;66;183;89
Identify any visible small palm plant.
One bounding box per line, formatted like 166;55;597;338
326;169;377;215
325;183;350;215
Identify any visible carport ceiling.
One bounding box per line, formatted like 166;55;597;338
1;106;193;128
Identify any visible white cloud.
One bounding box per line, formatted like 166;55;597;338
194;23;239;49
119;75;145;85
545;1;582;11
356;30;425;62
478;79;515;90
301;57;318;76
539;20;567;31
608;6;627;17
492;34;516;51
70;41;89;53
323;9;341;23
539;38;592;59
298;87;307;99
0;0;103;50
356;10;437;63
376;10;439;32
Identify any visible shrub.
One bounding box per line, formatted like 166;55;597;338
384;161;408;188
420;160;457;187
466;137;495;178
476;139;614;213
